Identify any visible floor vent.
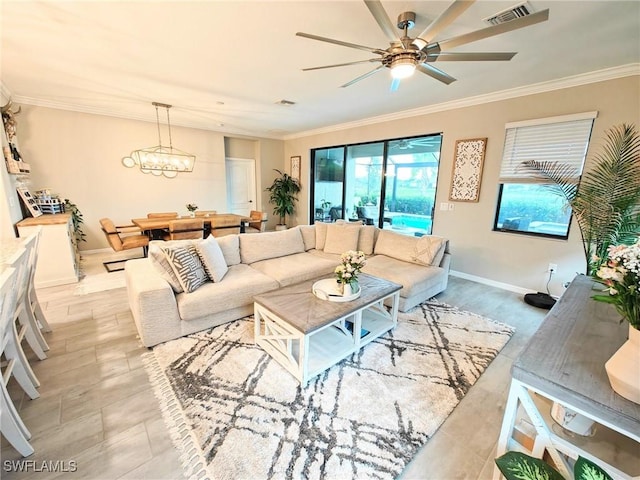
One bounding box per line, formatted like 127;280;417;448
484;2;534;25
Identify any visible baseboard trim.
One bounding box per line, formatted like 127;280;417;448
449;270;531;295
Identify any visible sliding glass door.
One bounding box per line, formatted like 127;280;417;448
311;134;442;236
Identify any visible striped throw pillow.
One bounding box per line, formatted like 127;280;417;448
163;244;209;293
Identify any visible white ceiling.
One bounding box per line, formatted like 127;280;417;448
1;1;639;139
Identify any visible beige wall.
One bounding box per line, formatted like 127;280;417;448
14;105;284;249
284;76;640;295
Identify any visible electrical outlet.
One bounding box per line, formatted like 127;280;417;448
548;263;558;274
440;202;449;211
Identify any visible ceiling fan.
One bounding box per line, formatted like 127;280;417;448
297;0;549;90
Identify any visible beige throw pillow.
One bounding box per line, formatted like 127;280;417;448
413;235;447;266
197;236;229;282
315;222;328;250
357;226;376;255
323;224;360;254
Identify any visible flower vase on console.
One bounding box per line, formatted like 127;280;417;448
592;239;640;404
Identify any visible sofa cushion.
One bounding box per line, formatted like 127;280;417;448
362;255;445;298
324;224;360;254
315;222;328;250
176;264;278;320
239;228;305;264
216;234;241;266
164;244;209;293
197;235;228;282
298;225;316;251
250;252;337;287
358;225;376;255
374;230;446;266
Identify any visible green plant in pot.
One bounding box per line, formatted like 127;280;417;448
495;452;612;480
521;123;640;275
266;169;301;229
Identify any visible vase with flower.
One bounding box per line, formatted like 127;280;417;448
592;239;640;404
335;250;366;297
186;203;198;217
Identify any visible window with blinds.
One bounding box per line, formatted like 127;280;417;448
493;112;597;239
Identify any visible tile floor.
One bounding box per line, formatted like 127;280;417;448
2;250;547;479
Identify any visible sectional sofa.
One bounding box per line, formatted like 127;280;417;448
125;222;450;347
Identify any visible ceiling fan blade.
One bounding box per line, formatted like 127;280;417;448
438;9;549;50
303;59;382;71
415;0;475;46
416;64;457;85
364;0;399;43
340;65;385;88
390;78;401;92
296;32;385;54
427;51;517;62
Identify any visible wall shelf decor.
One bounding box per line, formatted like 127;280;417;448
449;137;487;202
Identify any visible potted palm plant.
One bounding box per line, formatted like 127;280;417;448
522;123;640;275
266;169;301;230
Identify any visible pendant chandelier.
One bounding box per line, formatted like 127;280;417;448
122;102;195;178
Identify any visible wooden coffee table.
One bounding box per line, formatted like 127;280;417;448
253;273;402;385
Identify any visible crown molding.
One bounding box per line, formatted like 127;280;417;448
7;94;281;140
284;63;640;140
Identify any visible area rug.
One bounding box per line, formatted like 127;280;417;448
143;299;514;480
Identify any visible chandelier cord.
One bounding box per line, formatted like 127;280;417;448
166;106;173;150
155;104;163;147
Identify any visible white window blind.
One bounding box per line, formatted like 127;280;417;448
498;112;597;184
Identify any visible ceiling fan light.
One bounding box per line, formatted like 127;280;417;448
390;58;416;79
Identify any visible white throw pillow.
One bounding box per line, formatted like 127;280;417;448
298;225;316;251
323;224;360;254
413;235;447;266
197;236;229;282
163;244;209;293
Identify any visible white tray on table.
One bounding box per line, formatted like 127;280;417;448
312;278;361;302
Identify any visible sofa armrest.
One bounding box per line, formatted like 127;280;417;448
125;258;182;347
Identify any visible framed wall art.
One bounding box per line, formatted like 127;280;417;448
16;186;43;217
290;155;301;181
449;138;487;202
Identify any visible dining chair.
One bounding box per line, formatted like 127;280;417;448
245;210;267;233
163;218;205;240
0;267;37;457
25;228;52;335
210;216;241;237
100;218;150;272
147;212;178;218
6;246;48;364
195;210;217;217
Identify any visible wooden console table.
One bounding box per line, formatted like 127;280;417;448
495;274;640;479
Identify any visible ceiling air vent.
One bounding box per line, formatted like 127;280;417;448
484;2;534;25
275;99;296;106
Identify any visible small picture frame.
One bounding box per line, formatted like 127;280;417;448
291;156;301;181
16;186;43;217
449;138;487;202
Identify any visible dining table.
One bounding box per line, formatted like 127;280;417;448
131;213;250;239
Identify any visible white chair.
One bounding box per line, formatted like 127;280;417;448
6;246;48;364
0;267;37;457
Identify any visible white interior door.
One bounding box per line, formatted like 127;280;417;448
226;158;257;215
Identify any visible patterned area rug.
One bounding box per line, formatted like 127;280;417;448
144;299;514;480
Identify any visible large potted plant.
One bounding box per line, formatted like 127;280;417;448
522;123;640;275
266;169;301;230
